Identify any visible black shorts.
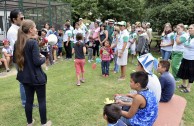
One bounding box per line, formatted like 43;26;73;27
41;52;48;57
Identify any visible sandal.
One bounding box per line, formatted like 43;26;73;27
180;88;190;93
178;84;187;89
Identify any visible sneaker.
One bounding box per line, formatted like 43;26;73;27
57;56;61;59
102;74;106;77
27;119;35;126
88;60;91;63
91;59;94;61
77;81;81;86
6;68;10;72
45;66;48;71
42;120;52;126
118;77;125;81
105;75;109;77
80;79;85;83
113;71;117;74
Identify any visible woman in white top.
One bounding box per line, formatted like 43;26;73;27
171;24;186;81
160;23;174;60
177;24;194;93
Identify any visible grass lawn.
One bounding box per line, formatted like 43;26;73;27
0;45;194;126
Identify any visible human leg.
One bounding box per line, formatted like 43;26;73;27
101;60;105;75
20;83;26;107
163;51;171;60
171;51;183;80
75;59;81;85
23;84;35;124
35;85;47;124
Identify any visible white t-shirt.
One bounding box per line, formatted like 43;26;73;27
117;29;129;50
63;30;72;42
73;28;83;43
147;74;161;102
161;32;174;51
2;46;13;58
183;35;194;60
128;32;137;49
7;24;20;49
172;32;188;52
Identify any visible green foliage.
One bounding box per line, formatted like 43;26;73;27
143;1;194;32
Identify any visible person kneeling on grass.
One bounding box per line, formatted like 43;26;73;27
0;58;10;72
116;71;158;126
157;60;175;102
103;103;127;126
72;33;86;86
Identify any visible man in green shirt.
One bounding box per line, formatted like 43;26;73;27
106;19;114;44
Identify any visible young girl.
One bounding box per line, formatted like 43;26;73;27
57;31;63;59
86;36;94;63
2;39;13;68
116;71;158;126
100;41;113;77
72;33;86;86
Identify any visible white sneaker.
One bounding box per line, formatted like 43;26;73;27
57;56;61;59
45;66;48;71
88;60;91;63
42;120;52;126
27;119;35;126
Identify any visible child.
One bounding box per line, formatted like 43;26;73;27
117;71;158;126
111;26;120;73
86;36;94;63
100;41;113;77
57;32;63;59
72;33;86;86
39;29;49;70
157;60;175;102
103;103;127;126
137;53;161;102
2;39;13;68
128;26;137;63
0;58;10;72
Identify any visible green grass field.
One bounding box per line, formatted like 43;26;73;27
0;46;194;126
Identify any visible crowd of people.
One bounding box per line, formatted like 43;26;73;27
1;8;194;126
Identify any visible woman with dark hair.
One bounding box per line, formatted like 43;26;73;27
92;22;100;60
160;23;174;60
177;24;194;93
63;22;72;59
98;23;108;46
14;19;51;126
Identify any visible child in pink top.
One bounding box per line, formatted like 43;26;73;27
100;41;113;77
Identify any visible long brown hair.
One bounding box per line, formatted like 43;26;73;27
15;19;35;71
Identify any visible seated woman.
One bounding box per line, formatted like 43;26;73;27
2;39;13;68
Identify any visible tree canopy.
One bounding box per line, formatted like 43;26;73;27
57;0;194;31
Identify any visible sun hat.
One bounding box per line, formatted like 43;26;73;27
108;19;114;24
137;53;158;75
79;18;83;20
117;21;126;27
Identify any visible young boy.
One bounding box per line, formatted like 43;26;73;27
86;36;94;63
116;71;158;126
103;103;127;126
100;41;113;77
157;60;176;102
2;39;13;68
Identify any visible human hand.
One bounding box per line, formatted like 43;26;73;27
115;100;124;106
118;52;123;58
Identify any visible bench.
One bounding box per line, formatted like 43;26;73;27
154;94;187;126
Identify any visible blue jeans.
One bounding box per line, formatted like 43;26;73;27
160;49;171;60
20;83;26;106
114;54;119;72
101;60;110;75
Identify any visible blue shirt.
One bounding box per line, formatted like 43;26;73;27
159;72;176;102
108;119;127;126
129;89;158;126
58;36;63;47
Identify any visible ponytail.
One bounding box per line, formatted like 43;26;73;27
15;19;35;71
